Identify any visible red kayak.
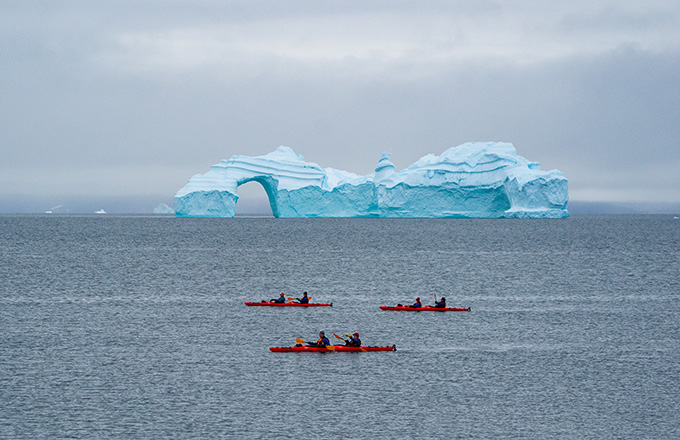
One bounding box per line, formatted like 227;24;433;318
270;345;396;352
245;301;332;307
380;305;470;312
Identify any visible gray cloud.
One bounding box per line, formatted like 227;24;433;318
1;1;679;212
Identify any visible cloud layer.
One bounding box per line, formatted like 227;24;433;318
1;1;679;212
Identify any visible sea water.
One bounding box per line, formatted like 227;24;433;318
1;215;678;439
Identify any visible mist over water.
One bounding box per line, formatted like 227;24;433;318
1;215;678;439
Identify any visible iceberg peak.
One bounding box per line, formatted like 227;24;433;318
263;146;306;164
374;152;395;183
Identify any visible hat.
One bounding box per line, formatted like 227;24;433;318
353;332;359;337
416;297;420;301
319;331;325;335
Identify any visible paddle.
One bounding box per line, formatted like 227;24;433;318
287;296;312;301
333;333;350;345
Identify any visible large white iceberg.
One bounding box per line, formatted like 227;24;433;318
174;142;569;218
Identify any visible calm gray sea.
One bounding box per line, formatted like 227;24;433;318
1;215;678;439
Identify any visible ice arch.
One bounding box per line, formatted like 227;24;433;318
174;146;377;218
234;177;279;216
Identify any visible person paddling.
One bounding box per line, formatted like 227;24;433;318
296;291;310;304
310;331;330;347
408;297;422;308
348;332;361;347
434;296;446;308
270;292;286;303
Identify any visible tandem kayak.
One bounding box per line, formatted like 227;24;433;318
270;345;396;352
245;302;332;307
379;306;470;312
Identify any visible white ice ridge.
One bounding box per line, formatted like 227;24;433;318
174;142;569;218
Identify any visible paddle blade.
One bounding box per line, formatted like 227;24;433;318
295;338;305;344
325;345;335;350
333;333;344;340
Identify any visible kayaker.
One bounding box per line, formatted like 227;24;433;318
296;291;309;304
270;292;286;303
434;297;446;308
409;297;422;308
314;331;330;347
348;332;361;347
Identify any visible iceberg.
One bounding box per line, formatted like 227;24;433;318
174;142;569;218
45;205;70;214
153;203;175;214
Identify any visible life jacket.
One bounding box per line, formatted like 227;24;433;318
274;296;286;303
435;299;446;308
317;337;330;346
298;296;309;304
350;337;361;347
412;301;422;308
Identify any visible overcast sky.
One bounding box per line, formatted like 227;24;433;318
1;0;679;213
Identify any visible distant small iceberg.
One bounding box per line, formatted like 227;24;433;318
153;203;175;214
94;209;107;214
45;205;69;214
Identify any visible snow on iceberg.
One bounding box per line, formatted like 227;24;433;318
174;142;569;218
